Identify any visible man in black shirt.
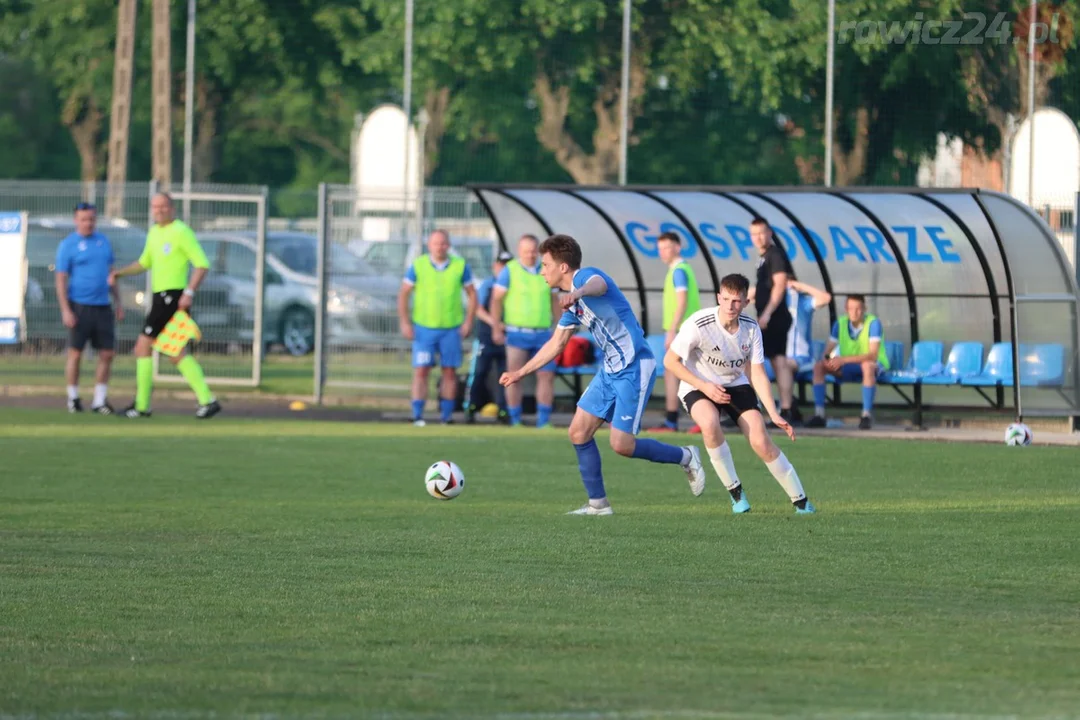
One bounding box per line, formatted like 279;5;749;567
464;251;512;423
751;217;802;424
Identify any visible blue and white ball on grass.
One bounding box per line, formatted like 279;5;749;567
1004;423;1033;447
425;460;465;500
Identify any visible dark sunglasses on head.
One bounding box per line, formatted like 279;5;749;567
74;202;96;212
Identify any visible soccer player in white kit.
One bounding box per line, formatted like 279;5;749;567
663;273;816;515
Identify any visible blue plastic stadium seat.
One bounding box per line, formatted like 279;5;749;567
884;341;905;373
1019;343;1066;386
880;340;944;385
646;333;667;378
960;342;1013;387
920;342;985;385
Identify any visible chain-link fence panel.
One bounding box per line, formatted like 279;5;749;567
153;191;268;388
313;185;497;403
0;181;268;393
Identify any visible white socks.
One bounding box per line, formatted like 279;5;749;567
706;442;742;491
766;452;806;503
67;385;78;401
92;383;108;407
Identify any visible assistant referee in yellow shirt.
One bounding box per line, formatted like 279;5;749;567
110;193;220;419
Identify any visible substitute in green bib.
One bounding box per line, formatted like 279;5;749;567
398;229;478;426
647;231;701;433
490;234;561;428
806;294;890;430
109;192;220;419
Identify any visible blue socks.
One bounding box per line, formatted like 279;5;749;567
862;386;876;414
573;439;606;499
508;406;523;426
411;399;424;421
537;404;553;427
812;383;826;409
439;398;455;423
631;438;685;465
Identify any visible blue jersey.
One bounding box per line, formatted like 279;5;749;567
671;267;689;291
557;267;649;373
786;289;817;360
55;231;115;306
476;276;496;344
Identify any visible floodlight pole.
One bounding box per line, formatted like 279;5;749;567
824;0;835;188
1027;0;1037;208
182;0;196;222
403;0;415;247
618;0;631;186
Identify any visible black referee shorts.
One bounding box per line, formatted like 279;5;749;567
141;289;185;338
69;302;116;351
761;309;792;359
681;384;760;424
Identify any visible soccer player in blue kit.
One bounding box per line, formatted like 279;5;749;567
500;234;706;515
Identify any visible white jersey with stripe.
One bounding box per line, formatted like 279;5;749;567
785;289;817;360
669;307;765;396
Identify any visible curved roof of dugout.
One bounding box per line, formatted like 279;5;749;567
468;185;1080;418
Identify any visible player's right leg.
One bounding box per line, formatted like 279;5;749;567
807;358;829;427
737;408;814;514
685;391;748;512
435;328;463;424
605;357;705;496
566;372;623;514
410;326;438;425
647;372;681;432
91;306;116;414
65;305;87;412
566;399;613;516
504;344;530;426
123;291;179;418
858;360;879;429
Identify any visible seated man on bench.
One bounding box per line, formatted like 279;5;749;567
806;294;889;430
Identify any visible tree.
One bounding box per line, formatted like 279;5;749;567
0;0;120;182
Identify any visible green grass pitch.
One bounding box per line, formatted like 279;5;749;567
1;407;1079;718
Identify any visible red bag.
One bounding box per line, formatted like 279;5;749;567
557;336;595;368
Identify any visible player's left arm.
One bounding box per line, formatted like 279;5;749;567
667;268;689;348
759;270;788;326
560;273;607;310
788;278;831;309
461;282;477;338
179;229;211;311
750;327;794;438
500;325;575;386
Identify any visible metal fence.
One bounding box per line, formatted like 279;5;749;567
0;180;270;397
4;179;1076;420
313;184;498;403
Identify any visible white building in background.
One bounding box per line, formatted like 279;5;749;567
916;134;964;189
917;108;1079;272
1007;107;1079;271
349;105;422;242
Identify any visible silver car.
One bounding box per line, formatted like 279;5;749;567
198;231;399;355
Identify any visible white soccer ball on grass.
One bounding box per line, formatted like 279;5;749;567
425;460;465;499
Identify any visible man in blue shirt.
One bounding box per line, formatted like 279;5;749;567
54;202;123;414
464;251;512;424
500;234;706;516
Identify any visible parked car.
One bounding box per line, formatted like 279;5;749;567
197;231;400;355
350;236;498;281
21;217;238;347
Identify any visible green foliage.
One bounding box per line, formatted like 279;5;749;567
0;0;1077;188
